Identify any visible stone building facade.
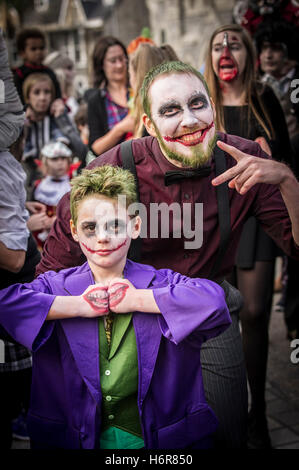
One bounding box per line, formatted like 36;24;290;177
8;0;150;92
146;0;235;69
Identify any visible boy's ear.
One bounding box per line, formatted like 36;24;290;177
142;114;157;137
70;219;79;242
130;215;142;240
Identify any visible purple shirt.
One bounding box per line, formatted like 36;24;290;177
36;133;299;278
0;260;230;448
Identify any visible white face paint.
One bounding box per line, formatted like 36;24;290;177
148;73;216;167
71;195;136;272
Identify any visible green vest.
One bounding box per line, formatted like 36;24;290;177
99;314;143;438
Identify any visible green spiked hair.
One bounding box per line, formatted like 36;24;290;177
70;165;137;225
140;61;210;119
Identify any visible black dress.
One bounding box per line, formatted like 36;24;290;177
223;85;294;268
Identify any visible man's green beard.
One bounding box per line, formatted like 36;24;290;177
155;125;217;169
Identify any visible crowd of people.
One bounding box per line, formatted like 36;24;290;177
0;2;298;450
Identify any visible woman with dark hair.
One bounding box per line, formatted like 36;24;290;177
87;36;134;158
205;24;294;449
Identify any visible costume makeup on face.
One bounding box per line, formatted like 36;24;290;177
218;32;238;82
71;196;136;272
148;73;216;168
212;31;247;83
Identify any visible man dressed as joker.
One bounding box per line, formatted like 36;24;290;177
36;61;299;448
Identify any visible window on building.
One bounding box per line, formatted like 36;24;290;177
74;30;81;63
34;0;49;13
49;30;82;65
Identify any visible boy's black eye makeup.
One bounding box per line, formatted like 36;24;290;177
106;219;127;234
81;222;96;235
80;219;127;236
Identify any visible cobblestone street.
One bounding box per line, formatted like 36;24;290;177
266;294;299;449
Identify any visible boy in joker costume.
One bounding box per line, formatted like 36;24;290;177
0;165;231;449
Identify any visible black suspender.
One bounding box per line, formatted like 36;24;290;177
120;140;231;279
209;146;231;280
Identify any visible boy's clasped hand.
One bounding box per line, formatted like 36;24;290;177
81;278;134;316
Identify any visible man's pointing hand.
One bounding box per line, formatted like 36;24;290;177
211;140;291;194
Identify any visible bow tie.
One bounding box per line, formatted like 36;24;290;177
51;178;63;182
164;166;211;186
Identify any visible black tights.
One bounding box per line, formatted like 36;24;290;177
229;260;275;416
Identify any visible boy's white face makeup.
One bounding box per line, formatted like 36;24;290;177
70;195;140;272
28;80;52;114
144;73;216;168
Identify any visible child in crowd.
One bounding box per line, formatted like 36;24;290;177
34;141;72;206
22;73;86;194
13;28;62;106
32;141;72;248
0;165;231;449
22;73;69;193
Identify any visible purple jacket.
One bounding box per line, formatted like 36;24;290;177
0;260;231;449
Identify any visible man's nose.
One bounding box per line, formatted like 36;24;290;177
181;109;198;127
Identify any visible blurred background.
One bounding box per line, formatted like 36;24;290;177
0;0;239;98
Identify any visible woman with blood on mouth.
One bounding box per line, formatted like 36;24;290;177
205;24;294;449
0;165;231;449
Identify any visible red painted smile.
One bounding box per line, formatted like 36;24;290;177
164;122;214;147
83;286;108;313
218;56;238;81
81;240;127;256
108;283;129;308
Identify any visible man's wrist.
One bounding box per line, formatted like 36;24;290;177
278;163;296;188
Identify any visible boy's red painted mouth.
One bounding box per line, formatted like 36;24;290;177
164;122;214;147
81;240;126;256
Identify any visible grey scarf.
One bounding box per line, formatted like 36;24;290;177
0;28;24;151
